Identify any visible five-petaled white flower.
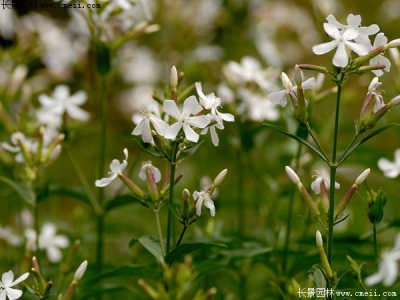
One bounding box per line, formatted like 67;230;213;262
195;82;234;124
326;14;379;45
95;148;128;187
0;270;30;300
138;161;161;183
311;169;340;194
365;233;400;286
163;96;210;143
38;223;70;263
132;109;169;144
268;72;316;107
312;23;369;67
38;85;90;121
378;149;400;178
193;190;215;217
369;33;391;76
1;132;37;163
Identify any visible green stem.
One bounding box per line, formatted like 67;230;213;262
373;225;383;299
282;143;302;275
237;149;244;237
154;208;166;257
96;74;108;274
338;132;361;165
166;142;179;253
176;226;188;248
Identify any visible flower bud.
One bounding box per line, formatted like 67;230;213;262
182;188;190;200
152;130;165;152
285;166;301;186
294;65;303;87
73;260;88;282
388;38;400;48
368;188;386;224
316;230;333;278
297;64;328;73
213;169;227;186
144;24;161;34
281;72;292;90
389;48;400;67
138;279;159;299
170;66;178;89
118;173;146;200
346;255;360;277
352;45;385;68
355;168;370;186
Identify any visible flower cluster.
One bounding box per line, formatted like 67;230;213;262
312;14;394;74
132;76;234;147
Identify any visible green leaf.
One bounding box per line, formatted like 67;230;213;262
132;138;165;159
105;194;143;211
339;123;400;164
133;236;164;263
308;264;326;289
86;264;162;282
0;176;35;205
164;242;227;266
177;140;204;163
263;123;328;163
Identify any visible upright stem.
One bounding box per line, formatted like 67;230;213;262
176;226;188;248
96;75;108;273
327;77;343;266
373;225;383;299
237;149;244;237
166;142;179;253
282;144;302;275
154;209;166;257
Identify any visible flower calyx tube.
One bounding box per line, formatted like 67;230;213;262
285;166;321;220
335;168;370;220
366;187;387;225
316;230;333;279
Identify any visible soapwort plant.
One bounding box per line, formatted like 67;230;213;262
266;13;400;297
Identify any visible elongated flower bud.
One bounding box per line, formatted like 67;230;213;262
389;39;400;48
285;166;301;186
316;230;333;278
214;169;227;186
74;260;88;282
118;173;146;199
171;66;178;89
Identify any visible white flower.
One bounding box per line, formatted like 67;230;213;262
369;33;391;76
193;190;215;217
378;149;400;178
365;234;400;286
38;85;90;121
326;14;379;45
138;161;161;183
200;116;224;147
367;77;385;113
268;72;316;107
163;96;210;143
195;82;234;124
38;223;70;263
0;226;23;247
237;88;280;122
132;109;169;143
95;149;128;187
0;270;30;300
1;132;38;163
311;169;340;194
312;23;369;67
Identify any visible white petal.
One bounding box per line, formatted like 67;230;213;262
38;94;55;107
333;42;349;67
47;246;62;263
66;105;90;121
138;165;147;181
4;288;22;299
383;261;398;286
394;149;400;164
95;175;116;187
182;96;199;115
346;14;361;27
204;197;215;216
9;272;29;287
195;82;207;101
342;27;359;41
312;40;338;55
164;123;182;140
140;120;153;143
365;269;385;286
210;126;219;146
132;119;145;136
150;115;169;135
163;100;181;120
187;115;210;128
217;111;234;122
53;85;70;99
69;91;87;105
323;23;341;39
374;33;388;48
311;179;321;194
1;271;14;286
182;124;199;143
345;41;369;56
123;148;128;161
268;90;286;106
151;166;162;183
54;236;70;248
0;290;6;300
301;77;316;90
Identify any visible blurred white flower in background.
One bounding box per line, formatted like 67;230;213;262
378;149;400;178
0;226;23;246
1;132;38;163
38;85;90;122
365;234;400;286
38;223;70;263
